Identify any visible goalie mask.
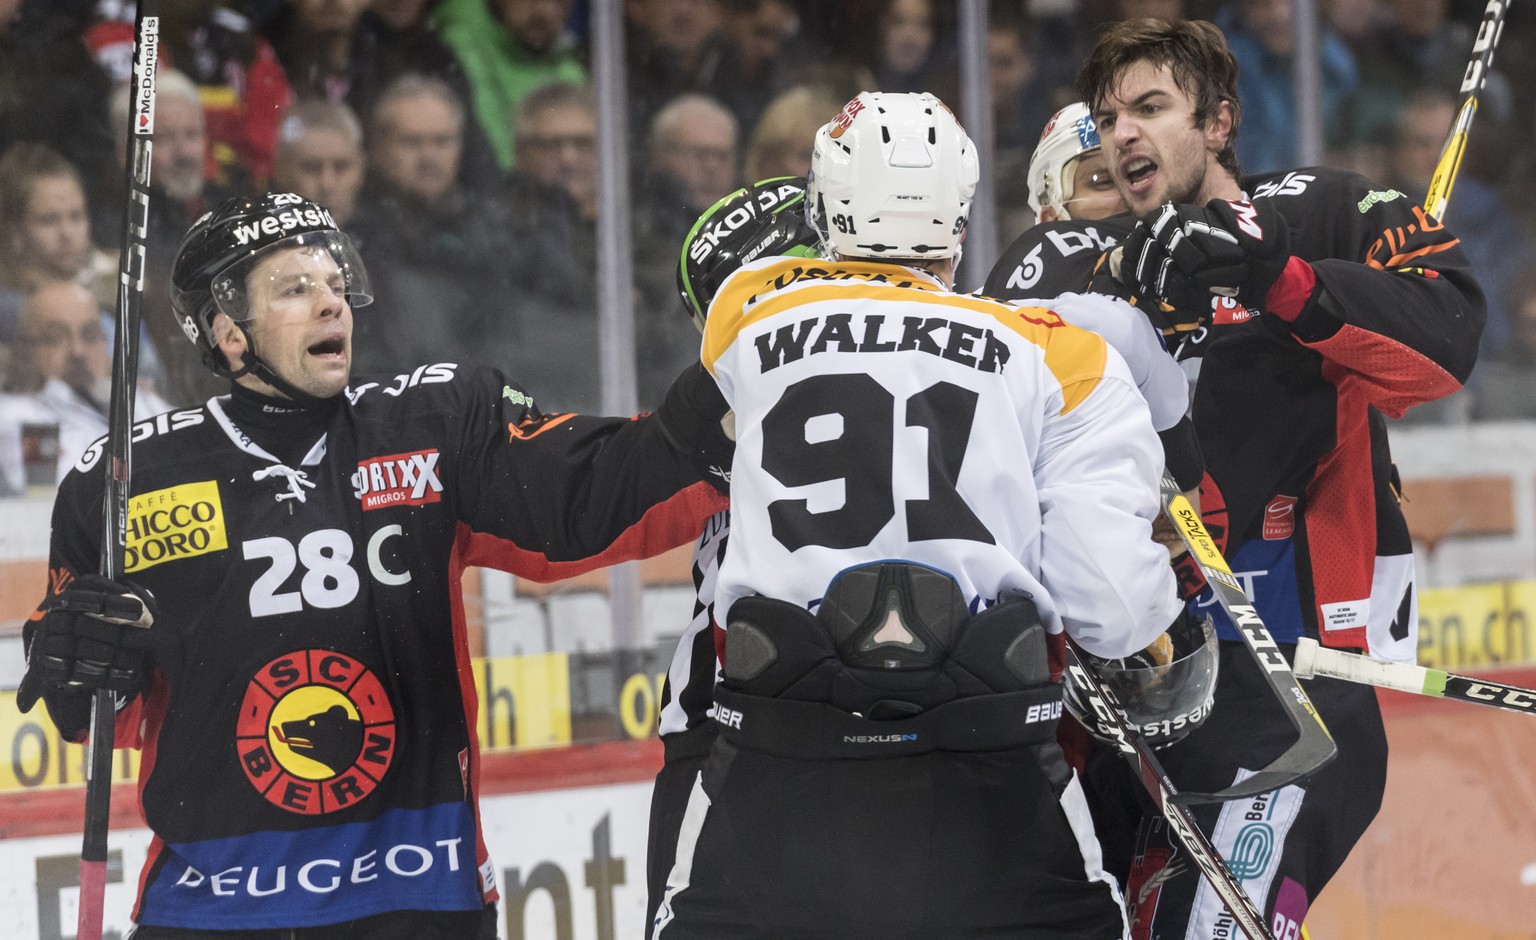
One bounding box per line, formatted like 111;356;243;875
1063;610;1219;750
171;193;371;397
678;176;820;333
808;91;978;262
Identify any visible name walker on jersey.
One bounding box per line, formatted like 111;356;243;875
754;311;1011;375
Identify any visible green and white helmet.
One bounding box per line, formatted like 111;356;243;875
678;176;820;333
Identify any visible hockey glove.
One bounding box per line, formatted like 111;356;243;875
17;574;157;714
655;361;735;492
1119;198;1295;319
1095;248;1202;335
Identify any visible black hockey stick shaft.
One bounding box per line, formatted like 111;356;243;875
1161;477;1336;803
1064;647;1277;940
1294;638;1536;716
1425;0;1513;221
81;6;158;940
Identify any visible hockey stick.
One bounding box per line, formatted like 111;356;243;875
1424;0;1513;222
1159;477;1337;803
80;6;158;940
1294;637;1536;716
1064;645;1277;940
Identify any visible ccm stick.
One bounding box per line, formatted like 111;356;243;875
80;5;158;940
1065;645;1278;940
1424;0;1514;221
1159;476;1337;802
1294;638;1536;716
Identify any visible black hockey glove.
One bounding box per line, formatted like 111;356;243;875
655;361;735;493
17;574;157;714
1118;198;1292;318
1091;249;1204;336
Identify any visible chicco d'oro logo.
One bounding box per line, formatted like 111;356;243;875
237;650;397;815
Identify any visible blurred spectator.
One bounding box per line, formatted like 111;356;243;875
434;0;587;172
0;144;113;339
1215;0;1359;173
265;0;501;189
743;84;847;181
847;0;957;100
160;0;294;189
510;82;598;230
1338;0;1480;154
501;81;602;411
708;0;802;137
628;0;729;134
98;68;241;408
265;0;374;100
5;281;169;481
1108;0;1187;20
988;3;1071;152
632;92;740;407
272;99;367;224
1387;88;1535;360
1473;262;1536;420
1;0;116;220
644;93;740;230
347;73;548;373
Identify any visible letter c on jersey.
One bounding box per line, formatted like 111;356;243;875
367;525;411;586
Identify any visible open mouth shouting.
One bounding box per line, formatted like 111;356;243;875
1120;154;1158;202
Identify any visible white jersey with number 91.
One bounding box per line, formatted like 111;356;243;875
700;257;1183;661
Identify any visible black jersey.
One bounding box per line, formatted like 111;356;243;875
39;363;725;932
986;167;1485;660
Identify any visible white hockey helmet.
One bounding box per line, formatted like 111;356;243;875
808;91;978;262
1026;102;1102;220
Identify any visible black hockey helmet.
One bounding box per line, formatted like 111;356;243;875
677;176;820;333
1063;610;1219;750
170;192;371;379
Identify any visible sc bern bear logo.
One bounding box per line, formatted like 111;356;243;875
237;650;397;815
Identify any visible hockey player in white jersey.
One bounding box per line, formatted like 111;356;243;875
652;91;1207;939
1027;101;1128;224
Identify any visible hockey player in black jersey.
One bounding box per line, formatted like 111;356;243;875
641;176;821;937
16;192;732;937
987;19;1485;939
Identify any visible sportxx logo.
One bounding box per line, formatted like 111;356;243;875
126;481;229;572
352;449;443;511
236;650;397;815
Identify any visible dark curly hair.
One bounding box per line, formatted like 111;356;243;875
1076;18;1243;181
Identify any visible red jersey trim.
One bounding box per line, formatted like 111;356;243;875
458;482;728;582
1298;323;1463;419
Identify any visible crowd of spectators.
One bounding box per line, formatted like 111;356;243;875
2;0;1536;492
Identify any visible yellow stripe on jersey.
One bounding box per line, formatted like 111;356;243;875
703;259;1109;414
